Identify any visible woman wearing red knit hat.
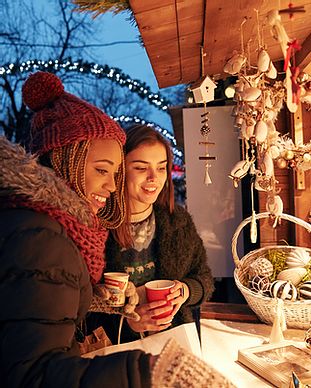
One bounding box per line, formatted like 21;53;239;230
0;72;235;388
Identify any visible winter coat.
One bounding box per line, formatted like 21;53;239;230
89;204;215;344
0;137;151;388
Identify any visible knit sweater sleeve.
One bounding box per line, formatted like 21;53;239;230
181;209;215;306
156;205;214;308
0;213;151;388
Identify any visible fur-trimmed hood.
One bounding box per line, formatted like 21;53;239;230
0;136;94;227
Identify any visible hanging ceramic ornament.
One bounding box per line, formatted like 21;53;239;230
254;120;268;143
224;52;247;75
262;152;274;177
241;87;262;102
266;194;283;227
269;298;286;343
266;61;277;79
266;9;298;113
257;48;271;73
229;159;253;187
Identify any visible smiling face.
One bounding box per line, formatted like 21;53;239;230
125;141;168;214
85;139;122;214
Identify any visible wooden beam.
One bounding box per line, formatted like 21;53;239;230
295;32;311;72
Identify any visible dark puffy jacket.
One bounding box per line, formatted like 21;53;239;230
0;208;150;388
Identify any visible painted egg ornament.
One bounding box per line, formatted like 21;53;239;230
277;267;308;286
242;87;261;102
229;160;251;187
286;248;311;268
249;257;274;278
257;49;271;73
270;280;298;301
298;281;311;300
224;53;247;75
266;61;277;79
254;120;268;143
262;153;274;177
249;275;270;294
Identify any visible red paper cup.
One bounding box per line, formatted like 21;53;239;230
145;280;175;319
104;272;129;307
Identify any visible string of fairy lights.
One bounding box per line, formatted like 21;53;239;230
0;59;170;111
0;58;184;166
114;115;183;165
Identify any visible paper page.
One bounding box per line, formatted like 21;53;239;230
200;319;272;387
82;322;202;359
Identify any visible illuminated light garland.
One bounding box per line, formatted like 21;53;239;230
0;59;170;112
0;58;184;165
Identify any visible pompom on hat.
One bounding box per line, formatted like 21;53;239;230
22;71;126;155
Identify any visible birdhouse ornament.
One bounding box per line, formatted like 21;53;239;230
190;74;217;104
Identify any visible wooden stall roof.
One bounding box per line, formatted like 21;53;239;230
129;0;311;88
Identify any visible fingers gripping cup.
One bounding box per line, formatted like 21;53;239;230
145;280;175;319
103;272;129;307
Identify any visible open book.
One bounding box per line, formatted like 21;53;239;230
238;341;311;387
82;322;202;359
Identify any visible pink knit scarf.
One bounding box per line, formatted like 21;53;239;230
5;200;107;284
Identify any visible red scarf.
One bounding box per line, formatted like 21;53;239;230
5;199;107;284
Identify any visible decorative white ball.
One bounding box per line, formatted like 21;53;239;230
270;280;298;301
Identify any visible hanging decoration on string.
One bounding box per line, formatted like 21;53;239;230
198;110;216;185
190;47;217;185
224;6;311;234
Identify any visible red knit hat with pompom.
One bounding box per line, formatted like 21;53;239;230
22;71;126;155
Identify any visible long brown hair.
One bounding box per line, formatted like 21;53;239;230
114;124;175;247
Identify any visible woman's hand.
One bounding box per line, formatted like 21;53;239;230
166;280;189;316
127;300;173;333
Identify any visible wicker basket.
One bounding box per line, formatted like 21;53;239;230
232;212;311;329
